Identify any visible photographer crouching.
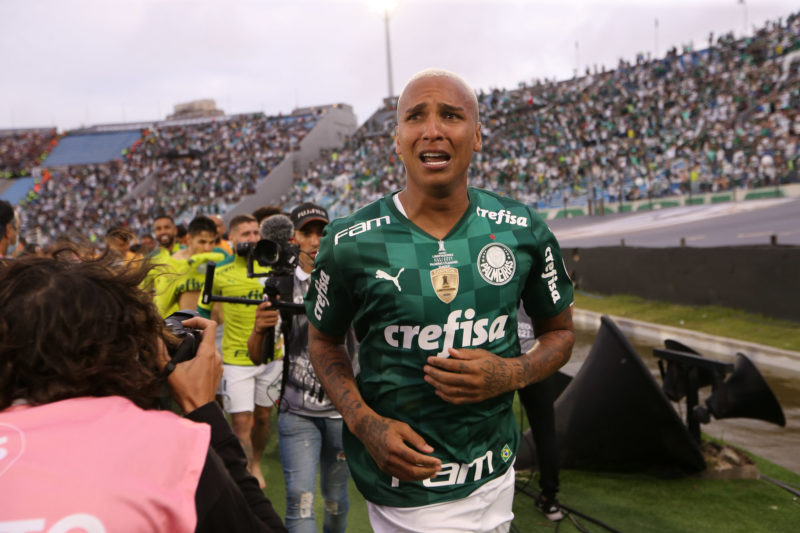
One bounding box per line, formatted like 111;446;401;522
248;204;357;533
0;251;287;532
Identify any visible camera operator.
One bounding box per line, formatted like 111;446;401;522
0;251;287;532
197;213;283;489
248;203;356;533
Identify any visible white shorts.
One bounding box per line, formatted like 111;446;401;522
220;360;283;413
367;467;515;533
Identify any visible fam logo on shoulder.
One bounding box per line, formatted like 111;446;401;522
477;243;516;286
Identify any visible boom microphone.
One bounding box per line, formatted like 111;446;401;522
257;213;297;365
260;214;294;245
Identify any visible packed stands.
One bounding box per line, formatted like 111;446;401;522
284;11;800;216
0;128;58;178
21;112;318;240
3;11;800;245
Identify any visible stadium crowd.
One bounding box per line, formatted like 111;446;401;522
286;11;800;216
17;112;317;242
0;128;58;178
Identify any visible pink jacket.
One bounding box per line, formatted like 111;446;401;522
0;396;210;532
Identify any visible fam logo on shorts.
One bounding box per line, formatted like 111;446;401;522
477;243;516;286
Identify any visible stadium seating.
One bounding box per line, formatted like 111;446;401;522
3;10;798;245
42;131;142;167
283;11;800;215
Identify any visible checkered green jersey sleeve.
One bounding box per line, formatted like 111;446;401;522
304;220;358;337
521;207;574;319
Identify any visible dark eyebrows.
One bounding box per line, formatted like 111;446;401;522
439;103;466;115
403;102;427;118
402;102;466;119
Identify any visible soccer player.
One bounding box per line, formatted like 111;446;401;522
198;213;282;489
305;68;575;533
151;214;180;260
170;215;221;310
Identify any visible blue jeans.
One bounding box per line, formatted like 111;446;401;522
278;411;350;533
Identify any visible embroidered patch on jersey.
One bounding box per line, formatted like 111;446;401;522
430;240;458;269
477;242;516;286
430;267;459;303
501;444;512;463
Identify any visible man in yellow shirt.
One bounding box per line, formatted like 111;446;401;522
153;216;221;317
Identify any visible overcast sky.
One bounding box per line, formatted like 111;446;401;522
1;0;797;131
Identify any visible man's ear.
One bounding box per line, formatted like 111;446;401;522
473;122;482;152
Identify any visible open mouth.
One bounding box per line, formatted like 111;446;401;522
419;151;451;168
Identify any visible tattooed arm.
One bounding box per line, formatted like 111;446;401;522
423;306;574;404
308;323;442;481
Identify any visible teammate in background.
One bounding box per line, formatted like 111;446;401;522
305;69;575;532
516;304;564;521
168;215;221;311
209;214;234;257
249;203;354;533
151;214;181;260
198;213;282;489
0;199;19;259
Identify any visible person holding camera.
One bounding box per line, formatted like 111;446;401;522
0;251;287;532
249;203;355;533
197;213;283;489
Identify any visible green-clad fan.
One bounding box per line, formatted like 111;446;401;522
305;68;575;533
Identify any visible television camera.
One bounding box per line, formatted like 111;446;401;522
200;215;305;363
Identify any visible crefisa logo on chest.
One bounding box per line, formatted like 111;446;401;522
477;242;516;286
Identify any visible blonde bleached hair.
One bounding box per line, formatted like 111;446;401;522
398;68;480;122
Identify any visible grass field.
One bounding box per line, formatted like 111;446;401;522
258;400;800;532
257;295;800;531
573;291;800;352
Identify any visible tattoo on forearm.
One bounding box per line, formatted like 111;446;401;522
479;358;512;394
517;329;575;388
309;337;363;419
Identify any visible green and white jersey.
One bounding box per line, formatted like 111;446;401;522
305;187;573;508
197;255;275;366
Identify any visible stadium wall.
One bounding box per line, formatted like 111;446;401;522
563;246;800;321
540;183;800;220
227;105;357;218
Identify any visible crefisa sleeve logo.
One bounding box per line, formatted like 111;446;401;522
477;242;516;286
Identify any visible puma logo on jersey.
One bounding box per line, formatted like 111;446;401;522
376;268;404;292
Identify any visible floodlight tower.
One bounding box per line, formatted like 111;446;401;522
369;0;398;99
